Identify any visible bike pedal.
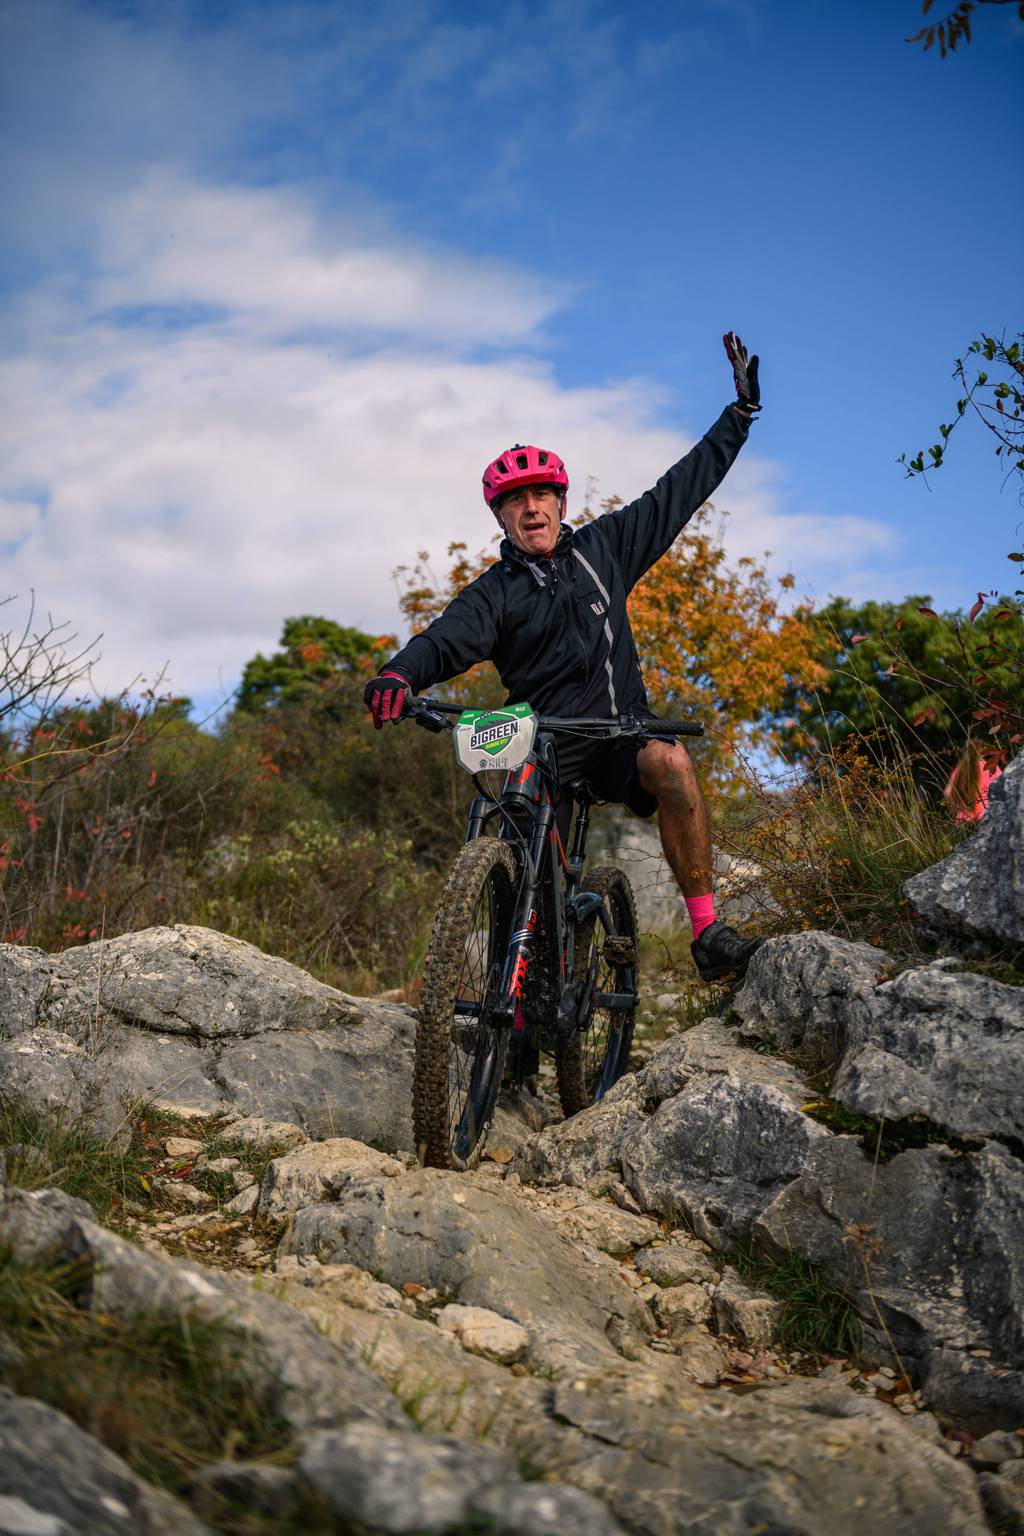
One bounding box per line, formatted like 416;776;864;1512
603;937;637;966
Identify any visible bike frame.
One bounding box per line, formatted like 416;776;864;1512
462;731;631;1045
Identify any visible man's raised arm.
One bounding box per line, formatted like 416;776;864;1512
594;333;761;593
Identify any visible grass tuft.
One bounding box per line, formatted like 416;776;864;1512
733;1245;862;1359
0;1248;292;1507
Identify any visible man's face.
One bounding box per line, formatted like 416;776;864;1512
493;484;563;556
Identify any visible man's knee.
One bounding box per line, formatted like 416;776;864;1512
637;740;699;808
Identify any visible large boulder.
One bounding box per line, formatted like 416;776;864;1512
735;935;1024;1147
831;964;1024;1144
754;1135;1024;1430
904;752;1024;943
0;926;417;1149
620;1034;832;1249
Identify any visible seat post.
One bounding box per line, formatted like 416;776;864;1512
567;786;593;876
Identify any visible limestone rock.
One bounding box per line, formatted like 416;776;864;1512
435;1304;529;1364
528;1189;661;1257
218;1115;307;1150
213;1015;415;1147
734;931;889;1068
712;1267;782;1349
0;1185;406;1437
904;752;1024;943
0;925;417;1150
297;1423;525;1534
513;1073;647;1188
831;964;1024;1145
258;1137;403;1219
978;1460;1024;1535
0;945;54;1039
47;924;362;1038
619;1024;828;1250
272;1256;415;1315
634;1240;719;1288
754;1135;1024;1429
0;1387;211;1534
653;1282;713;1332
281;1166;654;1377
550;1374;988;1535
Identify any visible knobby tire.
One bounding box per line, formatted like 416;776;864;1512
555;866;638;1117
414;838;519;1170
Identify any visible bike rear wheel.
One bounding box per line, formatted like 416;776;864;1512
555;866;638;1117
414;838;518;1169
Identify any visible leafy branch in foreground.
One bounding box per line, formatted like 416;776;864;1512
906;0;1024;58
898;331;1024;497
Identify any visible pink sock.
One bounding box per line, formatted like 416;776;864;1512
685;894;716;940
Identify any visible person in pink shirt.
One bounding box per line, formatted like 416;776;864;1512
944;742;1003;824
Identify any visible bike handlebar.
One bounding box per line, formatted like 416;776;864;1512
408;697;703;738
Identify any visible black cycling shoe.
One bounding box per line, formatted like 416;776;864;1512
690;921;765;982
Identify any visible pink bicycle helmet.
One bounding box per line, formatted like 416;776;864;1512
482;443;568;508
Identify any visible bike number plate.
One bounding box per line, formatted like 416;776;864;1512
453;703;537;775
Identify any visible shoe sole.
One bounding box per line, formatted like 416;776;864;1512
693;962;746;982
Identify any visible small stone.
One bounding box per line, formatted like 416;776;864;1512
435;1303;528;1364
634;1241;718;1289
155;1179;211;1211
225;1184;259;1216
656;994;677;1012
713;1268;782;1350
971;1431;1024;1468
164;1136;203;1158
654;1283;713;1332
203;1156;241;1174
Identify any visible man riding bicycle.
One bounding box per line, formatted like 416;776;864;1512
365;334;764;982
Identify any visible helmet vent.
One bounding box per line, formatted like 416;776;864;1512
538;451;549;465
515;453;528;470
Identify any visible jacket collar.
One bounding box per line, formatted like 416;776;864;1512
500;524;573;584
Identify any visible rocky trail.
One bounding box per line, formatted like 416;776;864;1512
1;759;1023;1534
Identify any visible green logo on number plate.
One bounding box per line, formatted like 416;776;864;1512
459;703;534;758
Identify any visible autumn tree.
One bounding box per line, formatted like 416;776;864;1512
236;616;394;712
771;588;1024;766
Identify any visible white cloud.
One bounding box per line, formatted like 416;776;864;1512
1;218;896;705
93;170;569;345
0;0;903;706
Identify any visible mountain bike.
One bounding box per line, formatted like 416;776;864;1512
405;697;703;1169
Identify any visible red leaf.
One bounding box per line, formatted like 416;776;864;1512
850;634;868;645
911;712;927;726
917;607;938;619
969;596;985;624
895;616;905;631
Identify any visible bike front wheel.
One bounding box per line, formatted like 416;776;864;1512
555;865;638;1117
414;838;519;1169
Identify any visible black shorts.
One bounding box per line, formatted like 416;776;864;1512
551;709;676;823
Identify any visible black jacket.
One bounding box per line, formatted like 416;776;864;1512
388;404;751;718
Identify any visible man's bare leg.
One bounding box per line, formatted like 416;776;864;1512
635;738;762;978
635;739;713;896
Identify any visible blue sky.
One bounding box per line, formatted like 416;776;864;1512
1;0;1022;711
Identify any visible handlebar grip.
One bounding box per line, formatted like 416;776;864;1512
652;720;705;737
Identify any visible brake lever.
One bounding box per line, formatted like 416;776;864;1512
411;706;450;734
